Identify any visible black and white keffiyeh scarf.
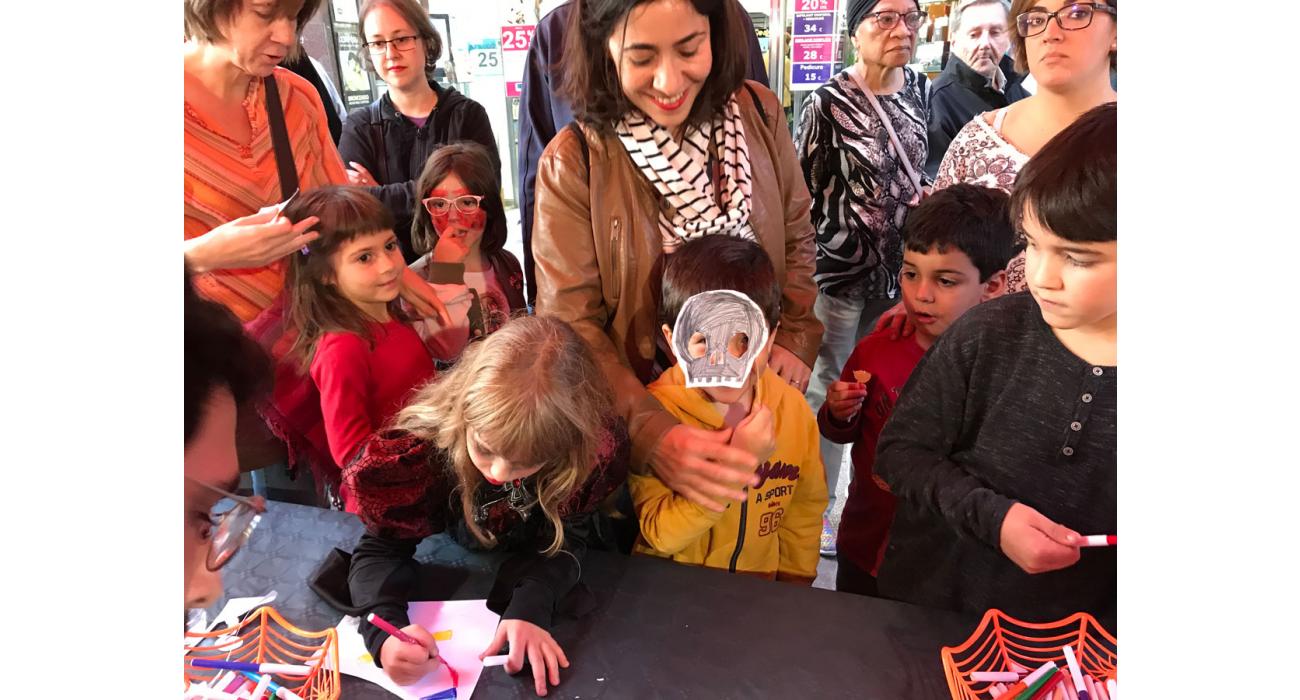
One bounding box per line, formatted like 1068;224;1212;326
615;98;756;253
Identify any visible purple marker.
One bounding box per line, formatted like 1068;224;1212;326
190;659;313;676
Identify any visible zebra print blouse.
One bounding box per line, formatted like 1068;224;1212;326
796;68;929;301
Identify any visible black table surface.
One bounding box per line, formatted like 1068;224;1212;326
206;501;979;699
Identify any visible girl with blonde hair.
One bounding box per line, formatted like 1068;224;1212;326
343;315;630;695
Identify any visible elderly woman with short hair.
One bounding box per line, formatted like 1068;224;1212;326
794;0;929;555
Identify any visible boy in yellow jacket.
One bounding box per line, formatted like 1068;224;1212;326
630;236;828;584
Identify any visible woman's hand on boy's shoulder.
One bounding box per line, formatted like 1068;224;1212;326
768;345;811;393
481;619;570;697
873;301;914;340
648;426;761;513
998;503;1083;575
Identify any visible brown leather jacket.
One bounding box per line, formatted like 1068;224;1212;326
532;81;823;472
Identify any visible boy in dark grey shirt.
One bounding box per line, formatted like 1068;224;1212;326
876;103;1117;628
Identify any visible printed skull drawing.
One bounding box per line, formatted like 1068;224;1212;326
671;290;770;389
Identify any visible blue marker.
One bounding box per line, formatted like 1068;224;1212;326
419;688;458;700
239;671;306;700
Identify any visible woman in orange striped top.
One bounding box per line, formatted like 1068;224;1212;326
183;0;449;324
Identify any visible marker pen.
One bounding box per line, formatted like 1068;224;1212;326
1092;677;1111;700
190;660;314;676
1078;535;1116;547
1084;674;1100;700
249;673;272;700
1061;645;1089;700
418;688;457;700
367;613;438;662
219;671;244;694
991;661;1057;700
1022;668;1064;700
240;672;306;700
482;655;510;667
1105;679;1117;700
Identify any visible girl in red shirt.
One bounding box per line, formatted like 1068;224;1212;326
283;186;437;512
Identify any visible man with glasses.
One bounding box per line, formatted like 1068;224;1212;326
185;268;271;611
925;0;1028;178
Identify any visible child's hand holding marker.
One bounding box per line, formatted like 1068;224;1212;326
369;613;441;686
480;618;569;697
999;503;1084;575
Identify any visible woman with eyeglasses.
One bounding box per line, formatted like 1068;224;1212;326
794;0;930;557
184;0;350;323
185;0;451;501
932;0;1116;293
407;143;526;363
185;267;272;611
339;0;500;264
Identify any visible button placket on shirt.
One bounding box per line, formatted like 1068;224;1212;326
1060;366;1107;458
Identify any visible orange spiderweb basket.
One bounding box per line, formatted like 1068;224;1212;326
184;606;340;700
940;609;1117;700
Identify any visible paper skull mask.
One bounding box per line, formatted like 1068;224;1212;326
670;290;770;389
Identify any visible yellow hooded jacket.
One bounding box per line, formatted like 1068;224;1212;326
629;365;829;583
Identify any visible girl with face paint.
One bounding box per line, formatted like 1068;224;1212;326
406;143;527;363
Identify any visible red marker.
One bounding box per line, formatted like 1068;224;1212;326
1079;535;1117;547
366;613;420;645
366;613;439;662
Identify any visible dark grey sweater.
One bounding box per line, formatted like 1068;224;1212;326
876;293;1116;628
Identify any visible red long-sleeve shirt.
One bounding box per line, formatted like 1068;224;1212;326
311;320;436;508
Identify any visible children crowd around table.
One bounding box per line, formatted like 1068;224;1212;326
184;0;1116;694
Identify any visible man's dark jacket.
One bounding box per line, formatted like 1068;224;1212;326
925;54;1029;179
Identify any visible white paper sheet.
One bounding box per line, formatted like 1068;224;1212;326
335;600;502;699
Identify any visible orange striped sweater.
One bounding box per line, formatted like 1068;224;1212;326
184;67;349;321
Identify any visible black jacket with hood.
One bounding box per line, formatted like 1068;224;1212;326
925;54;1030;179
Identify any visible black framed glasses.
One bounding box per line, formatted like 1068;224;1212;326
364;34;420;56
423;194;485;216
865;10;926;31
1016;3;1115;37
188;478;266;571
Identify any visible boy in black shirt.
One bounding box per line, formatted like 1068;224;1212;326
876;103;1117;626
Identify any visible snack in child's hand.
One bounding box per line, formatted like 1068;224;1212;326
853;370;872;384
